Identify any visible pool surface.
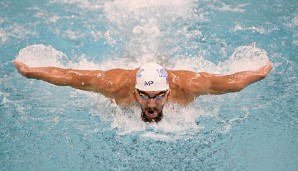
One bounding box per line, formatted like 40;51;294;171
1;0;297;170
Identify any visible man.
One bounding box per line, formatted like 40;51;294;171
14;60;272;123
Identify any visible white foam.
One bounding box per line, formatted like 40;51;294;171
16;43;269;72
0;30;8;43
48;15;61;23
218;106;249;133
49;0;103;10
233;23;280;35
91;31;103;41
291;16;298;26
103;0;195;56
104;0;193;25
16;44;69;68
292;21;298;45
65;29;84;40
30;6;76;24
218;43;270;73
94;101;203;139
104;30;116;45
32;0;204;57
284;15;298;27
233;24;266;34
0;17;7;23
0;91;10;105
14;43;270;140
14;0;272;141
211;2;248;13
129;18;161;55
0;23;38;43
141;132;172;141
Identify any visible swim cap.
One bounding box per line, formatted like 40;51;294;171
135;63;169;91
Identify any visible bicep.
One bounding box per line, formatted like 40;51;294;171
173;71;212;96
87;69;134;98
64;69;125;93
176;68;267;96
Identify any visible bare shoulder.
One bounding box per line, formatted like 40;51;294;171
167;70;210;90
166;70;210;105
91;68;137;93
90;68;138;105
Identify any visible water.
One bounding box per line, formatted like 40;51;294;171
1;0;297;170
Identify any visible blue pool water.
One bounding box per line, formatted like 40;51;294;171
1;0;297;170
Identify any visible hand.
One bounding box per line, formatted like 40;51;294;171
256;61;273;78
14;60;31;77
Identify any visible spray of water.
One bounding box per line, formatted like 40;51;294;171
15;42;269;140
15;0;270;140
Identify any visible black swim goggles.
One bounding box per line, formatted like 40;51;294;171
136;89;167;100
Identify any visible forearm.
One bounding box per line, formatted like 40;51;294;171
208;68;270;94
26;67;74;86
226;70;267;91
14;60;134;96
23;66;100;91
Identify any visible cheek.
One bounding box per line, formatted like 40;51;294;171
156;101;165;108
161;98;168;105
138;101;147;108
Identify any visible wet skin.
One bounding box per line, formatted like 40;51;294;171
134;89;169;123
14;60;273;122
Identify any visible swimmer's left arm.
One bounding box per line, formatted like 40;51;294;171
188;62;273;95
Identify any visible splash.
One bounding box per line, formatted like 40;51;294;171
13;0;270;141
15;43;270;140
210;2;248;13
32;0;204;59
104;0;193;25
16;44;69;67
233;24;266;34
103;0;195;57
218;43;270;73
0;22;38;43
49;0;103;10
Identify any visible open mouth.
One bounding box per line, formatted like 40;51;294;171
145;109;158;119
141;107;163;123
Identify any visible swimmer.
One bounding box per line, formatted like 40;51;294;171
14;60;272;123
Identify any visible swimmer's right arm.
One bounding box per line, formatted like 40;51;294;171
14;60;132;97
14;60;104;91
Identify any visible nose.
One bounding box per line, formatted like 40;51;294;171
147;99;157;108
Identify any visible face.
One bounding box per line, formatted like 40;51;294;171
135;89;169;123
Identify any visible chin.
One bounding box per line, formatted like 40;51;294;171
141;110;163;123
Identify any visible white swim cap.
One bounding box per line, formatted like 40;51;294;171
135;63;169;91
